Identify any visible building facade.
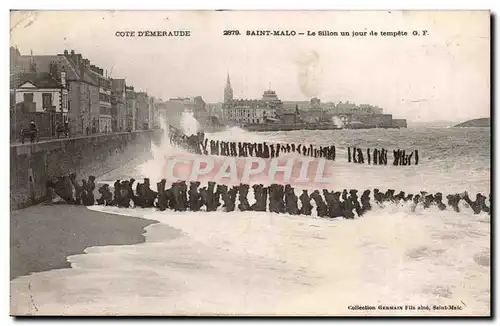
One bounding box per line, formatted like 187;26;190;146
223;97;280;125
151;98;164;129
223;91;282;125
218;74;407;128
148;96;155;129
10;48;102;135
111;78;127;132
188;96;209;125
85;64;112;133
354;113;393;127
392;118;408;128
10;47;167;136
125;85;137;131
61;50;101;135
14;71;69;116
222;74;283;125
135;92;150;130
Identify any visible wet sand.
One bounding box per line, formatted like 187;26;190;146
10;204;157;280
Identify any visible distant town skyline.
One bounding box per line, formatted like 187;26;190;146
10;10;490;122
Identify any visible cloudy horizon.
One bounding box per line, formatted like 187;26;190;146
10;10;490;122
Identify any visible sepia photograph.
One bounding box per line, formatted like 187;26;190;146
9;10;491;316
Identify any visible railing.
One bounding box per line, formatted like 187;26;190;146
10;110;161;144
10;110;66;142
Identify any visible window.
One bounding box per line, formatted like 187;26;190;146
23;93;34;103
92;118;98;133
42;93;53;110
99;93;111;103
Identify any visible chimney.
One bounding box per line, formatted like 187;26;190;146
64;49;68;56
76;54;82;67
70;50;76;64
49;62;58;76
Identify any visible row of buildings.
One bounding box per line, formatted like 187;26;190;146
221;74;407;128
221;75;282;125
10;47;163;137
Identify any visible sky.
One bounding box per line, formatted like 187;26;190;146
10;10;490;122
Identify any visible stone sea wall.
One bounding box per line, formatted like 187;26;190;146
10;130;162;210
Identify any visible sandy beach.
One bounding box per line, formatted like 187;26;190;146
10;204;157;281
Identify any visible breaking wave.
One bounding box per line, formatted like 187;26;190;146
10;125;490;316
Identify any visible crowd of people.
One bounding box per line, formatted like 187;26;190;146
347;147;419;166
47;174;491;218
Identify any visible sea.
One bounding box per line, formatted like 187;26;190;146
10;114;491;316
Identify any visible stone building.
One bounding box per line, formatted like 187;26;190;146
222;74;282;125
152;98;165;129
86;63;112;133
162;98;185;130
192;96;209;125
13;71;69;115
10;48;102;135
59;50;102;135
135;92;150;130
392;119;407;128
148;96;155;129
111;78;127;132
11;70;70;139
125;85;137;131
223;95;282;125
224;73;233;103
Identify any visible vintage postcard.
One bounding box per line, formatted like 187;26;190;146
9;10;490;316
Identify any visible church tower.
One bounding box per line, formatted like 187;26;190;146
224;73;233;103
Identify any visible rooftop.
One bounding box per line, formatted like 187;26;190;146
16;72;63;89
